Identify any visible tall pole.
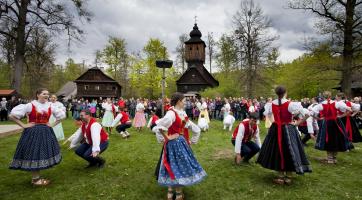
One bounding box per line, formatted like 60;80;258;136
161;47;166;116
162;68;165;116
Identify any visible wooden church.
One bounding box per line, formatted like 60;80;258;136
176;23;219;94
74;67;122;99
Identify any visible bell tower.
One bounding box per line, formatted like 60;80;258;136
184;23;206;68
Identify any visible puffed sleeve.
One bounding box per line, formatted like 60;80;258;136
186;120;201;144
306;116;314;134
155;110;175;131
10;103;32;119
153;127;165;143
288;102;304;116
311;104;323;116
52;104;66;120
263;102;272;116
351;102;361;112
335;101;350;112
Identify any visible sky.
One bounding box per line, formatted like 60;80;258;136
55;0;319;68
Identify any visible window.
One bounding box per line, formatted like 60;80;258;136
84;85;89;90
189;47;192;50
107;86;113;90
112;86;116;90
95;85;100;90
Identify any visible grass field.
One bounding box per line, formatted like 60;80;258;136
0;118;361;200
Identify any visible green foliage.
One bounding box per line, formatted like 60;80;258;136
201;71;242;98
275;48;340;99
0;61;11;89
216;34;238;72
128;38;177;99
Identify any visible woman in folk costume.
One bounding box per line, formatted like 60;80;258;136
198;98;210;123
133;99;147;132
154;92;206;200
311;92;353;164
102;98;117;133
224;99;231;119
49;95;66;141
8;88;65;186
264;98;274;131
147;109;159;132
257;86;312;185
111;107;132;139
340;96;362;143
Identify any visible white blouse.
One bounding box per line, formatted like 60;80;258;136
201;102;208;110
197;118;209;129
136;103;145;112
263;99;305;117
224;103;231;112
102;102;117;112
223;114;235;125
51;101;66;112
311;100;350;116
154;107;201;144
350;102;361;112
10;100;66;120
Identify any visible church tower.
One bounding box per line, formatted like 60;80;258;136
176;23;219;95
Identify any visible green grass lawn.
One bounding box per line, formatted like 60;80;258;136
0;118;361;200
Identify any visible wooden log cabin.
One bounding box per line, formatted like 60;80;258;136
176;23;219;94
74;67;122;99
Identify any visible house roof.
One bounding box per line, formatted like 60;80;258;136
74;67;122;88
0;89;16;96
176;65;219;87
334;70;362;89
56;81;77;98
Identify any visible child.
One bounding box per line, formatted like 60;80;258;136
192;106;200;121
198;114;209;132
102;98;117;133
111;107;132;139
147;110;159;132
223;111;236;131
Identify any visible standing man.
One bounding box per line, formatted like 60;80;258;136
73;110;109;168
0;97;8;121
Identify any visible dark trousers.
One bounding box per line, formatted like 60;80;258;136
0;109;8;121
298;125;310;144
75;141;109;165
116;123;131;132
232;140;260;161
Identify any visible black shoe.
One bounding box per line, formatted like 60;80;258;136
242;160;251;165
97;158;106;168
85;163;97;169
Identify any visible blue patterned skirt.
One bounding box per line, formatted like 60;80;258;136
315;119;353;151
9;124;62;171
157;136;207;187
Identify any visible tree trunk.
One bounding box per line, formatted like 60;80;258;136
341;0;355;97
12;0;29;93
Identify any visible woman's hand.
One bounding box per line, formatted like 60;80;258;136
22;123;35;129
166;134;179;141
